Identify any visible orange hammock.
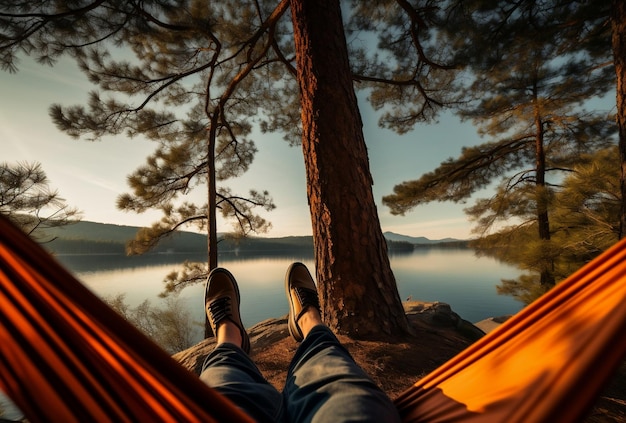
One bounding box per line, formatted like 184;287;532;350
1;214;625;423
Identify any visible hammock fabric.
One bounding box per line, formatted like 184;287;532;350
0;214;625;422
396;238;626;422
0;216;253;423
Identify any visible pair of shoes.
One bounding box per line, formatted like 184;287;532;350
205;268;251;354
205;263;320;349
285;262;321;342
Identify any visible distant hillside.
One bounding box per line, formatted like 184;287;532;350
40;221;464;255
43;221;153;243
383;231;463;245
43;221;206;254
42;221;314;255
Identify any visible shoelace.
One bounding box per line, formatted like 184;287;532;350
294;287;320;314
208;296;232;327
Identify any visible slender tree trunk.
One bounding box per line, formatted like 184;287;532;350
289;0;410;339
533;95;555;287
534;134;550;242
204;112;219;338
207;129;218;271
613;0;626;240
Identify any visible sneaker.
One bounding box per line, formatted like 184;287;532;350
285;262;321;342
205;268;251;354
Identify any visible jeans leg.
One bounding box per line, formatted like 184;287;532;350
200;343;283;423
283;326;401;423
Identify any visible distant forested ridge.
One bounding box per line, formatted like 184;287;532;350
40;221;465;255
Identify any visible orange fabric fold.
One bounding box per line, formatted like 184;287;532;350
0;215;253;423
395;237;626;422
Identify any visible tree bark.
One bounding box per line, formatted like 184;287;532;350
613;0;626;240
289;0;410;339
204;108;219;338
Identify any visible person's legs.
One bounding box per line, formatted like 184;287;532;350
283;263;401;423
200;343;283;422
200;268;283;423
284;325;401;422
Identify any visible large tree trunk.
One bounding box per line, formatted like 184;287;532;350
289;0;410;339
613;0;626;240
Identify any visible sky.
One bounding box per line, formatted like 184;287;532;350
1;55;492;240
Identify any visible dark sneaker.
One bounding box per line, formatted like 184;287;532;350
285;262;321;342
205;268;251;354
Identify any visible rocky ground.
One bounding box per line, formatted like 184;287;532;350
174;301;626;422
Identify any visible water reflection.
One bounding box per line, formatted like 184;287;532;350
392;248;523;321
57;248;523;338
54;252;208;272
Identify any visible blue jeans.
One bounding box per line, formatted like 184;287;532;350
200;325;401;423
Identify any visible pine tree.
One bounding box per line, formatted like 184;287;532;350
1;1;283;292
488;146;621;304
0;161;81;241
383;0;616;289
345;0;458;131
551;146;621;263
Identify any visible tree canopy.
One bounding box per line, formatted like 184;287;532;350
383;0;618;290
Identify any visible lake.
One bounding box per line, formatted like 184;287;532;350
54;247;525;341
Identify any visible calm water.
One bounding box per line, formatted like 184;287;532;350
55;248;524;334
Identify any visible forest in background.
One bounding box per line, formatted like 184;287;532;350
41;220;464;255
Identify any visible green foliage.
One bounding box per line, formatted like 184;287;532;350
346;0;459;132
383;137;534;215
550;146;621;261
124;202;208;255
384;0;615;216
162;261;207;295
474;146;621;304
0;161;81;241
103;293;201;354
497;274;551;305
